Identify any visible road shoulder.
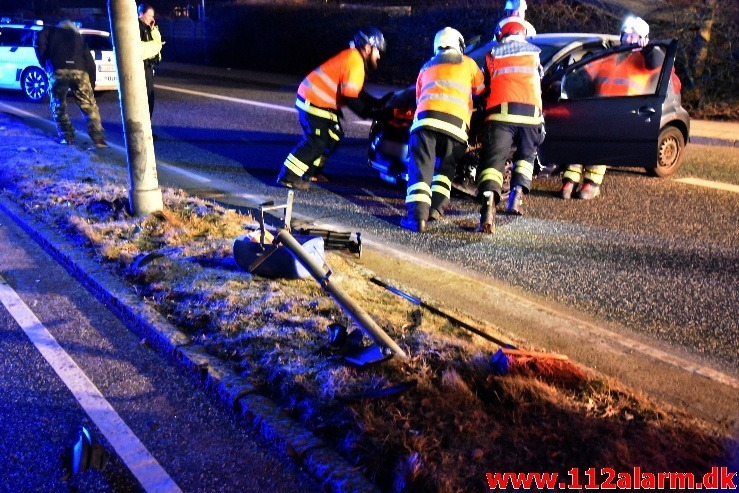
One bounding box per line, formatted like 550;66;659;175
357;245;739;430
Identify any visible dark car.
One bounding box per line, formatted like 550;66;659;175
368;34;690;195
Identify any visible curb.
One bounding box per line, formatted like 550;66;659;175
691;136;739;147
0;196;380;493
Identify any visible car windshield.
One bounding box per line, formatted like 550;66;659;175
83;34;112;51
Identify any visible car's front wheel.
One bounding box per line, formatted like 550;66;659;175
22;67;49;102
647;126;684;177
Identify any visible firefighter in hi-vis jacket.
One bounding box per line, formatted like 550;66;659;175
276;28;386;190
477;19;545;233
401;27;485;233
559;16;680;200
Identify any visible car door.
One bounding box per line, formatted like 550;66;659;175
539;40;677;168
0;27;23;88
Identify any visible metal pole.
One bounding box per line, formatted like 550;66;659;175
369;277;511;347
276;229;407;359
108;0;163;216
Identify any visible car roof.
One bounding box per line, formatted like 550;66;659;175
529;33;620;45
0;23;110;36
467;32;620;72
80;28;110;37
0;23;44;31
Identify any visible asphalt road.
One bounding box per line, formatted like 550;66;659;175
1;69;736;381
0;206;320;492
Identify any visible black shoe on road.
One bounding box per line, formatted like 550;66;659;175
276;176;310;191
400;217;427;233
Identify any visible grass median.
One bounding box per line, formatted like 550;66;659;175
1;112;736;491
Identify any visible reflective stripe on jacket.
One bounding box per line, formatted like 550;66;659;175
410;51;485;142
484;40;543;125
297;48;365;111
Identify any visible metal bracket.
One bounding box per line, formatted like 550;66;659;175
258;190;294;249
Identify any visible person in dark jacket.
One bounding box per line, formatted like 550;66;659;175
34;20;107;147
138;4;164;119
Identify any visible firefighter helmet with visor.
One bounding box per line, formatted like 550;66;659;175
504;0;527;12
620;16;649;45
496;19;527;42
433;27;465;55
353;27;386;52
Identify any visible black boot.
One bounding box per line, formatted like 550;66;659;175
428;207;443;222
507;186;523;215
276;169;310;191
400;203;428;233
477;195;496;234
400;216;427;232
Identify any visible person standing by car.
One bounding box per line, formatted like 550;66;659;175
477;20;544;232
559;16;678;200
494;0;536;39
276;28;386;190
34;20;107;148
400;27;484;232
138;4;164;119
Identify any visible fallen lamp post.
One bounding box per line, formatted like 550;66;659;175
276;227;407;360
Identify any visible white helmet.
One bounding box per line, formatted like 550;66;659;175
504;0;527;12
621;16;649;38
434;27;465;55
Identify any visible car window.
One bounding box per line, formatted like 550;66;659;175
0;28;34;47
82;34;113;51
537;44;562;66
562;48;663;100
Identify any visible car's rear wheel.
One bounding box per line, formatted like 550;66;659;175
647;126;684;177
22;67;49;102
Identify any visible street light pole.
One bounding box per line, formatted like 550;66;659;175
108;0;163;216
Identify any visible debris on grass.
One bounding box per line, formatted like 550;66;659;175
0;116;735;492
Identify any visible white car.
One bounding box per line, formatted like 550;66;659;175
0;22;118;101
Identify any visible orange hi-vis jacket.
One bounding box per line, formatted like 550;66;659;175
410;51;485;142
484;40;544;126
585;51;660;96
296;48;365;118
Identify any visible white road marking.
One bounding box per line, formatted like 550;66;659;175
0;275;182;493
238;192;275;205
157;162;211;183
155;84;369;125
0;101;41;119
157;84;296;113
674;177;739;194
0;101;211;184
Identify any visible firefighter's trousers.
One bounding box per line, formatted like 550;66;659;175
563;164;607;186
280;107;344;181
405;128;466;220
477;121;542;202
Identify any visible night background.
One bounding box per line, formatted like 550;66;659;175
2;0;737;118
